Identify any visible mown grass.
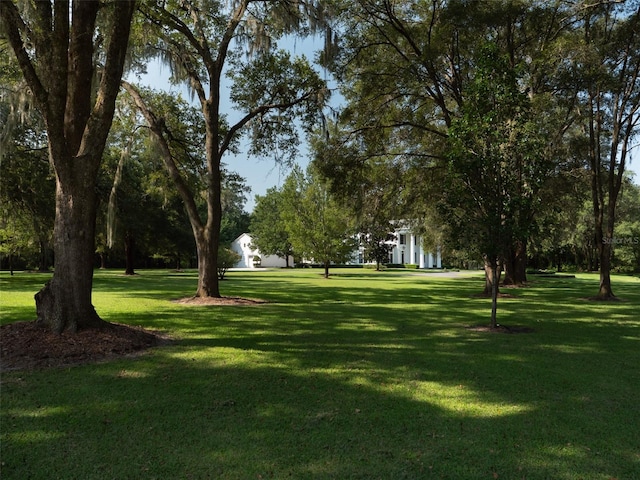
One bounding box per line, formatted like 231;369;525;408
1;268;639;479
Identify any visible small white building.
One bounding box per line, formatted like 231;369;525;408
231;233;293;268
232;228;441;269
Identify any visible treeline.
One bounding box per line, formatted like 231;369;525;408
0;90;251;273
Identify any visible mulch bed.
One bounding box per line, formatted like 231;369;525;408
0;297;266;372
0;321;172;372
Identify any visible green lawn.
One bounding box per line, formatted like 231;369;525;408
1;269;639;479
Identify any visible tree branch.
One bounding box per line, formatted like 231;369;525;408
121;80;204;232
0;2;48;116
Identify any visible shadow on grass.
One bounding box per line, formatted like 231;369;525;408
1;270;639;479
2;337;638;479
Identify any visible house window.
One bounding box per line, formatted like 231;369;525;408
414;236;418;245
399;234;406;245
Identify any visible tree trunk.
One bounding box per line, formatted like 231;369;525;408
591;176;617;299
38;239;51;272
596;232;616;299
124;231;135;275
121;81;224;299
1;0;136;333
490;256;499;329
324;262;330;278
194;229;220;297
503;239;528;285
35;177;104;333
482;256;501;297
502;249;516;286
597;251;614;298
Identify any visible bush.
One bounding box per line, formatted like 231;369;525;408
217;247;241;279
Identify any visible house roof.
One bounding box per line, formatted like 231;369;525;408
232;232;252;244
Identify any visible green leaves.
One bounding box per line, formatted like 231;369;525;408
228;49;328;163
250;187;293;260
444;41;540;255
281;165;358;273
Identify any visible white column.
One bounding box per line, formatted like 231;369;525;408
409;234;415;265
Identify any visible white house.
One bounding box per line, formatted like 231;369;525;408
384;226;442;268
231;228;441;269
230;233;294;268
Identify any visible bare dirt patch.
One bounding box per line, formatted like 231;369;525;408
172;296;268;306
0;321;172;372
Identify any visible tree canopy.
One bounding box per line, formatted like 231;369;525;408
250;187;294;267
281;165;358;278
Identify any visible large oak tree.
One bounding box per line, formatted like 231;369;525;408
122;0;328;298
0;0;136;332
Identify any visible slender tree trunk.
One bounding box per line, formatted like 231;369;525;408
197;97;223;297
37;239;49;272
324;262;330;278
35;175;104;333
596;217;616;299
122;81;223;298
503;248;516;286
597;243;614;298
483;256;501;297
124;231;135;275
591;169;617;299
490;256;499;329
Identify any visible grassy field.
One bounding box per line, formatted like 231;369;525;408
1;268;639;479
